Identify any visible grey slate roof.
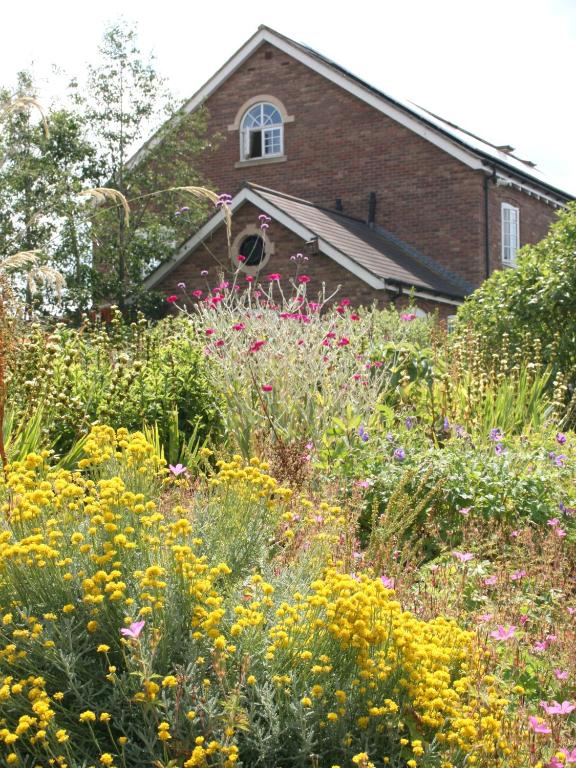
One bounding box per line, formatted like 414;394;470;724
249;184;473;298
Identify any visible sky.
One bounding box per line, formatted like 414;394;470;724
2;0;575;195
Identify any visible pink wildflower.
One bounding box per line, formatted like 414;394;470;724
484;575;498;587
267;273;281;281
401;312;417;321
380;575;395;590
261;384;273;392
511;569;527;581
490;625;516;641
166;295;178;303
205;328;215;336
192;289;203;298
452;551;474;563
232;323;245;331
528;716;551;734
249;340;266;353
120;620;145;640
541;700;576;715
169;464;187;476
298;275;311;283
554;669;569;681
338;337;350;347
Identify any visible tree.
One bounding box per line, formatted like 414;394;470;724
81;21;216;312
457;202;576;378
0;72;99;314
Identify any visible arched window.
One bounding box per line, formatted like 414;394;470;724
240;102;283;160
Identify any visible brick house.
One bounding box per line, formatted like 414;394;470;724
134;26;573;317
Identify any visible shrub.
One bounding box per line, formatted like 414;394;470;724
456;201;576;382
0;427;519;767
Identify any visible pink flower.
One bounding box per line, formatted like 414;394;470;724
350;313;360;321
245;275;254;283
205;328;215;336
261;384;273;392
478;613;494;623
533;640;549;652
490;625;516;640
249;340;266;353
556;527;567;538
510;530;520;538
120;620;145;640
511;569;527;581
166;295;178;303
452;551;474;563
237;254;246;262
484;575;498;586
214;339;225;347
338;337;350;347
380;575;395;589
192;289;203;298
548;518;561;527
216;281;229;290
267;273;281;281
200;269;209;276
458;507;471;516
554;669;569;681
232;323;245;331
401;312;416;321
298;275;311;283
339;298;351;307
169;464;187;476
541;700;576;715
528;715;551;734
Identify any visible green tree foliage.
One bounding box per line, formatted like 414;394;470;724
457;202;576;376
0;73;99;313
81;21;216;312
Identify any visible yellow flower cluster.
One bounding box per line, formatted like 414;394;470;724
267;569;511;765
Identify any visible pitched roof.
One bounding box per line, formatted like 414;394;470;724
144;183;472;304
128;26;572;204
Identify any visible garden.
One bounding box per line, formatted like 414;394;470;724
1;197;576;768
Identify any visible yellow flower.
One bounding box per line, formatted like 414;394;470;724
247;675;256;685
79;710;97;723
62;604;75;613
55;729;69;742
162;675;178;687
100;712;111;723
100;755;114;767
97;644;110;653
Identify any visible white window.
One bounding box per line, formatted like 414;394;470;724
501;203;520;266
240;102;283;161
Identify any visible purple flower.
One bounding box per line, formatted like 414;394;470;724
393;448;406;461
386;432;395;443
443;417;451;431
556;432;567;445
555;454;567;467
200;270;209;276
215;193;232;208
358;425;369;442
489;428;504;442
495;443;505;455
120;620;145;639
177;282;186;289
405;417;415;430
455;424;465;438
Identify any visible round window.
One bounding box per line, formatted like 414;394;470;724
239;234;265;266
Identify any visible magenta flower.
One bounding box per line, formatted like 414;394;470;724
400;312;416;321
232;323;245;331
478;613;494;623
192;289;203;298
237;254;246;262
166;295;178;303
249;340;266;353
556;432;567;445
556;527;567;538
533;640;549;652
338;337;350;347
205;328;215;336
245;275;254;283
548;518;561;527
267;273;281;281
350;313;360;321
528;715;551;734
490;625;516;641
484;575;498;586
380;575;395;589
261;384;273;392
298;275;311;283
452;551;474;563
120;620;145;640
554;669;569;681
169;464;187;476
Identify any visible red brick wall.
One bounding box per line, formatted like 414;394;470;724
182;42;488;287
155;202;456;319
488;182;560;273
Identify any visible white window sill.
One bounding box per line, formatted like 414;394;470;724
235;155;287;169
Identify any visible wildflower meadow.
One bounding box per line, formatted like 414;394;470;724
1;219;576;768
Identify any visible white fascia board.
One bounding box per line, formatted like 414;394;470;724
493;171;566;208
128;28;484;173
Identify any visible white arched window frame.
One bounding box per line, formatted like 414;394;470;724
240;102;284;161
